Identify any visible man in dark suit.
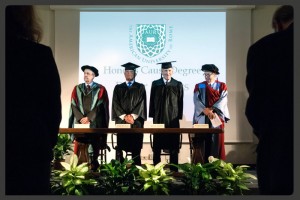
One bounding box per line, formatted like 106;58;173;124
245;5;293;195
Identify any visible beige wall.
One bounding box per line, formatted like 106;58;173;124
252;5;278;43
35;5;280;164
36;5;55;50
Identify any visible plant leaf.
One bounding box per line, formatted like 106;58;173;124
66;185;75;194
74;179;82;185
145;163;154;171
70;154;79;169
136;165;145;170
121;186;129;193
78;166;89;174
75;188;83;195
243;173;257;180
60;162;70;171
154;162;166;171
161;187;169;195
59;170;69;177
75;175;85;179
144;182;152;191
63;179;72;187
151;175;161;181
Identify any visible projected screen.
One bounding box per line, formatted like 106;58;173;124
79;12;226;125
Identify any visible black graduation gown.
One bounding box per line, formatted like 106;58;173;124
112;82;147;152
149;78;184;150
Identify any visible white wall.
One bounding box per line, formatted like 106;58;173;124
35;5;279;164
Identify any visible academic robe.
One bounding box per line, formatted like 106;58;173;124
192;81;230;161
112;82;147;152
149;77;183;150
68;82;109;147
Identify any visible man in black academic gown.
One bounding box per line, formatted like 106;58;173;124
149;61;184;171
112;62;147;165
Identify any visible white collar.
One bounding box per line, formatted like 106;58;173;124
85;82;93;87
163;78;171;83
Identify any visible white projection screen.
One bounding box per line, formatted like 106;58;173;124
54;6;254;143
79;12;226;127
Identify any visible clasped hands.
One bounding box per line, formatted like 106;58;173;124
124;114;134;124
80;117;90;124
203;107;215;120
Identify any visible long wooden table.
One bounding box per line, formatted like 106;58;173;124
59;128;223;164
59;128;223;134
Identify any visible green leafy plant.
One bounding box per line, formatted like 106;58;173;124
173;161;215;194
136;162;174;195
50;154;257;195
53;133;73;161
96;158;140;195
173;156;257;195
51;154;97;195
207;157;257;195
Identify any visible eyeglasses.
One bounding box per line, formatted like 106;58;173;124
203;72;213;77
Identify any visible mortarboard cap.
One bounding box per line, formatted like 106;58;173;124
157;61;176;69
81;65;99;77
121;62;140;70
201;64;220;74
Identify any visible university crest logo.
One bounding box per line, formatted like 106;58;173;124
136;24;166;58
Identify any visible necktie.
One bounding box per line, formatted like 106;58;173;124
127;82;132;87
86;85;91;94
165;81;168;85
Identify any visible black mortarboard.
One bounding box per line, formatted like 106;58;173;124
121;62;140;70
201;64;220;74
81;65;99;77
157;61;176;69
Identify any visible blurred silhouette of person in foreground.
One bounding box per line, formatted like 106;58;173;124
246;5;293;195
6;5;62;194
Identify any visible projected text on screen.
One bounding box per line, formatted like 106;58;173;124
80;12;226;124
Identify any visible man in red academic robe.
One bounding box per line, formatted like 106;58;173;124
69;65;109;171
192;64;230;163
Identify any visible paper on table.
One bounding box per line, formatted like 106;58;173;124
210;113;222;128
115;124;131;128
74;124;90;128
193;124;209;128
144;124;165;128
